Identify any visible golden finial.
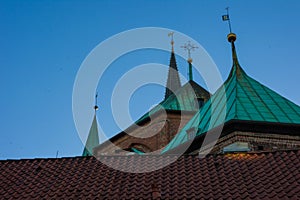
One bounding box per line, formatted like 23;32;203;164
181;41;198;63
168;32;174;52
227;33;236;43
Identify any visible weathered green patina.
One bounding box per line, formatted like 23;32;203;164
135;80;210;125
162;39;300;153
82;114;100;156
131;147;145;155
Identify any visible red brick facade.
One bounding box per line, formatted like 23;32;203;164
94;111;195;155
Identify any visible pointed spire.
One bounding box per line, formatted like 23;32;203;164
165;33;181;100
181;41;198;81
82;94;100;156
227;33;246;78
82;114;99;156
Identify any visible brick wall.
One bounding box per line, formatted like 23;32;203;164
94;111;195;155
193;131;300;155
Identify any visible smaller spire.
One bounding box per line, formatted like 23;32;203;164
168;32;175;53
82;113;100;156
82;92;100;156
181;41;198;81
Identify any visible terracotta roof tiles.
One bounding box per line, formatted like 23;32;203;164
0;150;300;199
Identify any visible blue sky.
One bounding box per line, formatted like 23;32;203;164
1;0;300;159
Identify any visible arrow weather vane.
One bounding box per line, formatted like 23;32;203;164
222;7;233;33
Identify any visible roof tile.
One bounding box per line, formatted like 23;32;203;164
1;151;300;199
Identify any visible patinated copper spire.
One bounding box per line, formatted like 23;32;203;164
82;93;100;156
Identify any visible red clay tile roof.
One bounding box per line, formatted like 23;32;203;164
1;150;300;199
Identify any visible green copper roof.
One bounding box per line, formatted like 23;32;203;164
135;80;210;124
131;147;145;155
162;39;300;153
160;80;210;111
82;114;100;156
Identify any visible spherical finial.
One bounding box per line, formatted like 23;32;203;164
187;58;193;63
227;33;236;43
94;105;99;111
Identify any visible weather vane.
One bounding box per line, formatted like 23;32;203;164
168;32;175;52
94;92;99;111
181;41;198;81
222;7;233;33
181;41;198;63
